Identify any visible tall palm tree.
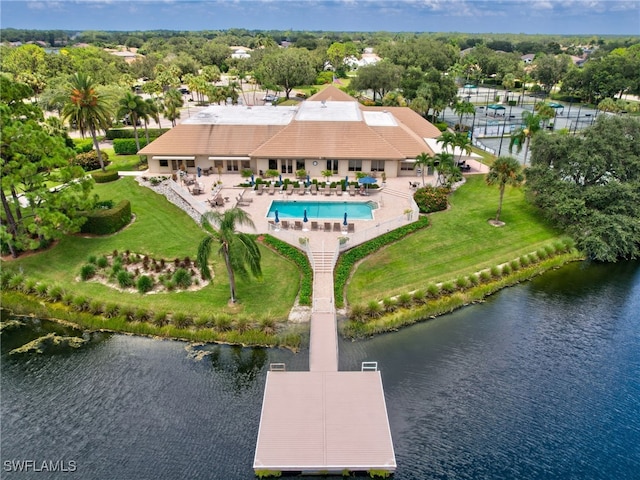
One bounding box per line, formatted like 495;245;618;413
453;100;475;131
117;92;146;152
453;131;472;165
436;131;457;155
143;98;161;144
163;88;183;127
197;208;262;304
62;72;112;172
414;152;431;187
509;110;542;165
432;152;455;187
485;156;524;223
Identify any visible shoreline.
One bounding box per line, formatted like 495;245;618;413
2;252;582;349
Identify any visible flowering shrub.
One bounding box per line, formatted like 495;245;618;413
413;186;450;213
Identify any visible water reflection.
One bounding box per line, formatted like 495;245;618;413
207;345;268;392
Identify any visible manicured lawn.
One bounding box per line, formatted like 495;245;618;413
346;175;563;304
102;148;143;172
5;177;300;319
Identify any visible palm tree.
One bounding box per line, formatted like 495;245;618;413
163;88;183;127
432;152;455;187
436;131;457;155
509;110;542;165
453;100;475;131
453;131;472;165
62;72;112;172
143;98;161;144
196;208;262;304
117;92;146;152
485;156;524;223
414;152;431;187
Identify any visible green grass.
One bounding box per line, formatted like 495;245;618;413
101;147;144;172
346;175;564;305
3;177;300;319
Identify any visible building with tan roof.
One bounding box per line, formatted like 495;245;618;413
139;86;440;178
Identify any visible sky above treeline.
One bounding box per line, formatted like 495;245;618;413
1;0;639;36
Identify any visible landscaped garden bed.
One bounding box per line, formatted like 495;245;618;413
79;251;209;294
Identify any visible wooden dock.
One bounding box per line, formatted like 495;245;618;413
253;270;396;475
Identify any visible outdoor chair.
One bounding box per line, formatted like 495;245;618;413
347;223;355;233
324;222;332;231
268;185;275;195
333;222;341;232
349;185;356;196
336;188;343;196
324;188;331;196
287;187;294;195
293;221;303;230
311;221;319;231
281;220;290;230
310;185;318;195
256;184;265;195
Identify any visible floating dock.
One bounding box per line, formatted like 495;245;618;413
253;270;396;475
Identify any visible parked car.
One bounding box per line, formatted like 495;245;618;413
263;94;278;102
179;87;190;95
122;114;141;126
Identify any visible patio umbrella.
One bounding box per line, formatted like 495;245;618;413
358;176;377;192
274;209;279;224
306;174;310;187
197;166;202;177
343;212;348;226
250;174;254;186
279;174;282;184
303;209;308;223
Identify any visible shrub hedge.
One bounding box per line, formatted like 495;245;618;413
80;200;132;235
73;138;94;153
413;186;450;213
106;128;169;140
113;138;150;155
91;170;120;183
72;150;110;171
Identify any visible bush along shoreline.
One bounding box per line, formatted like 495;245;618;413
342;239;582;339
0;287;304;351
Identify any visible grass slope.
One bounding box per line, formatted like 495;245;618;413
346;175;563;305
4;177;299;319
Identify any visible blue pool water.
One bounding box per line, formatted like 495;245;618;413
267;200;375;220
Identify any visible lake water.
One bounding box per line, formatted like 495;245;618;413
2;259;639;479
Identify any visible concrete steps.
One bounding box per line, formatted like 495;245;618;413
310;251;335;273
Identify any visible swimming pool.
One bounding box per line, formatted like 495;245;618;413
267;200;376;220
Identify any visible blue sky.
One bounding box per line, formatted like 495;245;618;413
1;0;639;35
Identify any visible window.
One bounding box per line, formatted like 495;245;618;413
226;161;239;172
296;160;305;171
348;160;362;172
326;159;338;174
268;159;277;170
159;159;169;167
186;160;195;168
400;162;415;171
371;160;385;172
